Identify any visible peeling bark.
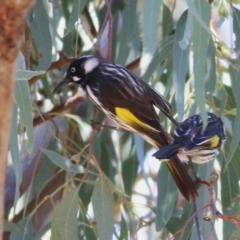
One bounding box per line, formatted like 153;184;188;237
0;0;36;237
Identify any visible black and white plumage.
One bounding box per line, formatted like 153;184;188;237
153;112;226;164
53;55;199;201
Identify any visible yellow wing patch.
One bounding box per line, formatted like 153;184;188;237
115;107;156;131
205;135;220;148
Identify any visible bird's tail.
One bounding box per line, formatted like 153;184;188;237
153;142;181;159
151;128;198;202
164;157;198;201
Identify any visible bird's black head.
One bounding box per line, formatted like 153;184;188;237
53;55;99;93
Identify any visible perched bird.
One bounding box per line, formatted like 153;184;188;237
53;55;198;201
153;112;226;163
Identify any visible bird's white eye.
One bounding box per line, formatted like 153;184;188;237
71;67;76;73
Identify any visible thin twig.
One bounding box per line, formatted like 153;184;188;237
193;199;203;240
33;95;85;126
29;51;74;86
177;204;212;240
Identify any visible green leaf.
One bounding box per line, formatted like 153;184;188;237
14;81;33;152
134;134;154;198
32;223;50;240
142;0;163;55
175;203;194;240
66;115;92;142
4;221;23;232
143;36;174;82
186;0;212;35
10;103;22;209
16;70;45;80
41;149;84;173
178;11;193;49
221;140;240;209
65;0;88;36
226;8;240;164
10;217;33;240
191;161;214;240
192;0;211;126
173;10;190;121
116;0;138;65
92;177;114;240
229;228;240;240
93;132;101;160
51;187;79;240
205;39;216;93
78;211;97;239
156;163;177;231
27;0;52;70
122;157;138;196
120;214;129;240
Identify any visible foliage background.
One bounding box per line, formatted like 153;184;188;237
4;0;240;239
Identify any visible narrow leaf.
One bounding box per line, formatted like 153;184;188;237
27;0;52;70
192;0;211;126
116;0;138;65
143;36;174;82
186;0;212;35
10;217;33;240
226;8;240;163
173;10;190;121
41;149;84;173
65;0;88;35
16;70;45;81
228;228;240;240
4;221;23;232
178;11;193;49
92;177;114;240
51;188;79;240
14;80;33;152
134;134;154;198
156;164;177;231
10;103;22;209
120;214;129;240
142;0;163;54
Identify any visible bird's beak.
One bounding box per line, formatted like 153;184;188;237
53;75;71;93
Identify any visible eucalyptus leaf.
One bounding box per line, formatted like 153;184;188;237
16;70;45;81
41;148;84;173
4;221;23;232
192;0;211;126
173;10;190;121
10;217;33;240
10;103;22;209
116;0;138;65
51;187;79;240
14;80;33;152
27;0;52;70
92;177;114;240
65;0;87;36
156;163;177;231
142;0;163;55
226;8;240;164
143;36;174;82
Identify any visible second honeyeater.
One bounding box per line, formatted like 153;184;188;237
153;112;226;163
53;55;198;201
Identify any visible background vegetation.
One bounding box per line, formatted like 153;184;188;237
3;0;240;239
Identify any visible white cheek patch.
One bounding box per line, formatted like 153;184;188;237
84;58;99;74
72;76;81;81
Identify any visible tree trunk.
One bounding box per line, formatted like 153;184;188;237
0;1;36;238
